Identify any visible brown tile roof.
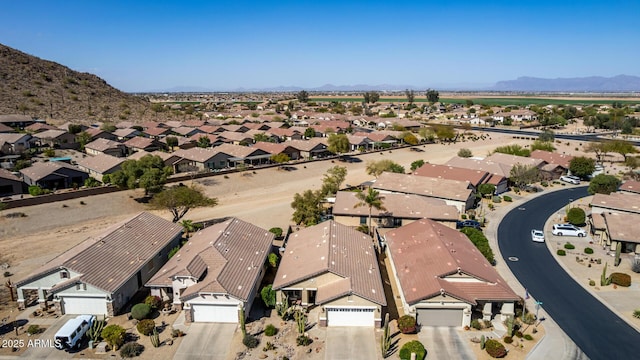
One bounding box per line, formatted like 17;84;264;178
85;128;111;138
445;156;513;178
172;126;201;136
620;180;640;194
603;212;640;243
76;154;125;174
0;123;14;132
33;129;69;140
216;131;254;142
285;139;328;152
413;163;490;187
173;147;219;163
213;143;268;159
198;125;221;134
273;221;386;306
25;123;57;133
0;168;21;182
124;136;156;149
252;142;289;155
316;277;352;304
112;128;140;138
384;219;518;305
485;153;546;168
332;191;458;221
530;150;573;169
0;114;32;123
16;213;181;293
19;161;87;182
591;192;640;214
590;213;607;230
147;218;273;302
144;127;171;137
373;172;473;202
85;138;124;152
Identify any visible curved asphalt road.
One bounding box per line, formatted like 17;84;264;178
497;187;640;360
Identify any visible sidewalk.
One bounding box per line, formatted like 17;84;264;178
482;185;587;360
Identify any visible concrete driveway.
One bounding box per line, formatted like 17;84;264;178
21;315;78;359
325;327;377;360
173;323;237;360
418;326;474;360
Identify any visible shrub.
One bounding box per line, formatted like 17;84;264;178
584;247;594;254
470;319;482;330
610;272;631;287
28;185;45;196
243;334;259;348
503;195;512;202
564;243;575;250
522;312;536;325
515;330;523;338
557;249;566;256
485;339;507;358
27;324;41;335
633;309;640;319
399;340;426;360
101;324;126;350
398;315;417;334
541;181;549;187
171;329;185;338
264;324;277;336
268;227;283;238
296;335;312;346
131;303;152;320
144;295;162;309
136;319;155;336
492;196;501;203
589;279;596;286
461;214;467;219
524;334;534;340
120;342;144;358
567;207;586;225
503;336;513;344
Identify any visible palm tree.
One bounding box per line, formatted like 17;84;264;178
354;187;386;236
179;219;196;238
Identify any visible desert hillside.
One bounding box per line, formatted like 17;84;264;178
0;43;156;123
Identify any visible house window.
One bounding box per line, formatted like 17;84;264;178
147;260;155;272
60;271;69;279
360;217;367;225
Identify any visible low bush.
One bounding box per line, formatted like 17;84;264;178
567;207;586;226
485;339;507;358
470;319;482;330
398;315;417;334
589;279;596;286
27;325;41;335
564;243;575;250
524;334;534;340
557;249;566;256
541;181;549;187
171;329;185;338
131;303;152;320
243;334;259;348
268;227;283;238
102;324;126;350
633;309;640;319
515;330;523;338
461;214;467;219
296;335;312;346
264;324;277;336
492;196;501;203
503;195;512;202
503;336;513;344
120;342;144;358
522;312;536;325
399;340;426;360
136;319;155;336
144;295;162;309
610;272;631;287
584;247;594;254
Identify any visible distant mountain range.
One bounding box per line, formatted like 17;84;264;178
157;75;640;93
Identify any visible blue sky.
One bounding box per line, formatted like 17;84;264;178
1;1;638;92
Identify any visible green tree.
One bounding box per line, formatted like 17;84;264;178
165;136;178;148
477;183;496;199
197;136;211;148
588;174;622;195
433;125;456;143
304;127;316;138
566;207;586;226
405;89;415;105
531;140;556;152
569;156;596;179
584;142;608;163
271;153;291;164
261;285;276;308
296;90;309;103
410;159;425;171
538;129;555;142
608;139;638;162
466;99;474;107
366;159;405;177
320;166;347;197
139;167;167;195
101;122;117;132
458;148;473;158
68;124;82;134
509;164;540;189
494;144;530;157
101;324;126;350
403;133;419;145
84;177;101;188
327;133;349;154
179;219;199;238
426;89;439;103
460;227;495;265
291;189;322;225
354;187;386;235
150;185;218;222
363;91;380;104
253;133;272;143
76;131;92;150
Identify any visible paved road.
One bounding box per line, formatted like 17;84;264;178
325;327;376;360
470;127;640;145
497;186;640;360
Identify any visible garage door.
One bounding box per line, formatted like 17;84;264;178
416;308;463;327
326;307;375;327
192;304;238;323
61;296;108;315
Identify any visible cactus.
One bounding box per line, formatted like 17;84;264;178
381;313;391;358
239;306;246;336
87;316;105;343
150;327;160;348
275;293;290;319
506;316;514;337
601;262;612;286
294;309;306;335
615;242;622;267
480;335;486;350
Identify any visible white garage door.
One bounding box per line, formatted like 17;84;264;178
326;307;375;327
192;304;238;323
416;308;463;327
61;296;108;315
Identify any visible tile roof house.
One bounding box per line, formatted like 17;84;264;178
171;126;203;138
212;143;272;167
0;168;25;196
76;154;125;180
273;221;386;327
590;192;640;215
332;191;459;229
15;212;182;316
172;147;228;172
619;180;640;195
529;150;574;170
143;127;172;139
85;138;127;157
413;163;506;193
0;114;35;129
285;139;331;159
112;128;141;140
599;212;640;253
252;142;301;160
85;127;117;141
384;219;519;327
372;172;474;213
0;123;15;133
0;133;33;154
25;122;58;133
34;129;78;149
20;161;89;190
146;218;273;323
124;136;161;152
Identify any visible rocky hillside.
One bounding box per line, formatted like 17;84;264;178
0;43;158;124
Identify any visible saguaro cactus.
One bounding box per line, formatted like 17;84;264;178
381;313;391;358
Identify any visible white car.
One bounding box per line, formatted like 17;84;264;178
531;229;545;243
552;223;586;237
560;175;581;185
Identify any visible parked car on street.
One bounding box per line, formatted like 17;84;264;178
552;223;586;237
531;229;545;243
456;220;482;230
560;175;581;185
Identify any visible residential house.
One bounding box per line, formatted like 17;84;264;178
267;127;304;142
0;168;24;196
146;218;272;323
346;135;374;151
0;133;33;154
332;191;459;229
0;123;15;133
25;123;57;134
76;154;125;181
273;221;386;327
252;142;301;161
0;114;35;129
124;137;161;153
286;139;331;159
143;127;172;139
15;212;182;316
413;163;507;194
590;192;640;215
353;132;398;148
172;148;227;172
112;128;141;141
171;126;203;138
372;172;474;213
127;150;183;168
600;212;640;253
20;162;89;190
384;219;519;327
445;156;534;194
85;138;127;157
619;180;640;195
212;143;271;167
85;127;117;141
34;130;77;149
215;131;255;146
530;150;573;179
